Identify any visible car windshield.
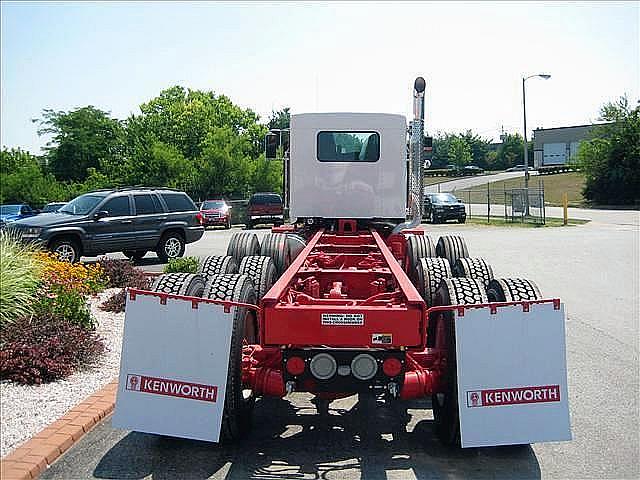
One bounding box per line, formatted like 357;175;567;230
430;193;458;204
0;205;21;215
59;194;106;215
43;203;65;212
201;201;226;209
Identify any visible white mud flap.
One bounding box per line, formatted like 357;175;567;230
455;301;572;448
112;292;234;442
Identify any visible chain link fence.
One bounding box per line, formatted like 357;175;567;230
440;179;546;224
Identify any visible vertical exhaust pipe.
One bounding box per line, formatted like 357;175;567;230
393;77;426;234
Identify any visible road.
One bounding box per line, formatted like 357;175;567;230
424;171;537;193
48;212;639;479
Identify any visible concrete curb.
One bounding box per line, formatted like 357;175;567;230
0;379;119;480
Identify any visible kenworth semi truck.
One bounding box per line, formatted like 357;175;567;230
113;78;571;448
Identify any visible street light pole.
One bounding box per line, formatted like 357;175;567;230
522;77;530;215
522;73;551;216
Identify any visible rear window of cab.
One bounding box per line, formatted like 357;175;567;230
249;194;282;205
317;131;380;162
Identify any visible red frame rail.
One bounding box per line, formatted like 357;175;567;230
260;229;427;349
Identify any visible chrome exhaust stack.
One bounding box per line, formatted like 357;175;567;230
393;76;426;234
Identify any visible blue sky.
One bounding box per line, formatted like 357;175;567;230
1;1;638;153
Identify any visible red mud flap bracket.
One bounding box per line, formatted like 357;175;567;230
452;300;572;447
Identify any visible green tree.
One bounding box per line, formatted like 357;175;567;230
448;136;472;169
268;108;290;130
35;106;125;182
493;133;525;170
0;148;67;207
460;130;491;169
430;133;454;168
574;96;639;205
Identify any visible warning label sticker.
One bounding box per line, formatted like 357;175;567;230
372;333;392;344
321;313;364;326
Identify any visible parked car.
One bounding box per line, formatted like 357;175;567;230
246;193;284;229
463;165;484;175
506;165;535;172
423;193;466;224
0;203;37;228
41;202;67;213
8;188;204;263
200;199;232;229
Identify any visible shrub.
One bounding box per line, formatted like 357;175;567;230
98;257;151;313
0;231;43;326
33;289;94;329
99;257;148;288
100;276;151;313
0;313;104;385
163;256;199;274
36;252;106;295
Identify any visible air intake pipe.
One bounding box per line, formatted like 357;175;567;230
393;77;426;234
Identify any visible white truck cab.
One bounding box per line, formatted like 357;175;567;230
288;113;407;223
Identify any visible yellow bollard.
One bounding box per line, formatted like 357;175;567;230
562;192;568;226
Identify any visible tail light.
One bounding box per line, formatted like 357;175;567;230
382;357;402;377
195;212;203;225
286;356;305;376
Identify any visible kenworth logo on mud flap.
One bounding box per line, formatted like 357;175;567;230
466;385;560;408
126;374;218;403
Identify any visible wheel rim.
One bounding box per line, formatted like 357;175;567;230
164;237;181;258
55;244;75;262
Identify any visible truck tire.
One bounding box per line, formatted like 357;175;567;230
151;273;205;297
156;231;185;263
227;232;260;265
436;235;469;267
198;255;238;278
406;234;436;282
239;256;277;299
260;233;291;276
432;277;488;447
487;278;542;302
453;257;494;287
287;234;307;263
50;237;81;263
202;274;257;442
415;257;452;307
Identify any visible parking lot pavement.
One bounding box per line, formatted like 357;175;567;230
55;218;638;479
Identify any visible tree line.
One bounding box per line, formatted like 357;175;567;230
1;87;284;207
1;89;637;207
427;130;533;171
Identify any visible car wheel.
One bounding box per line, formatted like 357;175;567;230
156;232;185;262
50;238;80;263
458;216;466;224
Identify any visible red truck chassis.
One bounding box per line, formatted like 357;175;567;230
241;224;453;401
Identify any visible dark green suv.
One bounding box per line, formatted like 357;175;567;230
10;188;204;263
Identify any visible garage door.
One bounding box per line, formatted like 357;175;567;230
543;143;567;165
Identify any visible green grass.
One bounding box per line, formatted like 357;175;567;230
0;231;43;326
454;172;586;207
465;216;590;228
